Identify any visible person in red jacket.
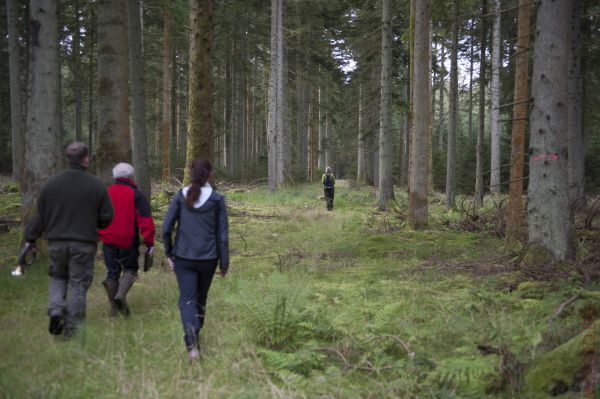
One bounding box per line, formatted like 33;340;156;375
99;163;155;316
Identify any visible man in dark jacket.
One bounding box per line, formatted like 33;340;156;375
99;163;155;317
25;141;114;338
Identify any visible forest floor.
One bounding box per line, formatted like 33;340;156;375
0;177;598;398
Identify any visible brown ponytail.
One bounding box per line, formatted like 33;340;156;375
186;158;212;208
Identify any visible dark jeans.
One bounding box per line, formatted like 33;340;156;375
324;187;335;210
102;244;139;281
47;240;97;335
173;257;218;349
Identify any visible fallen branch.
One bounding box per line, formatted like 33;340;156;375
547;295;580;327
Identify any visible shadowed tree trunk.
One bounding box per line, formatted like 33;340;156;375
127;0;150;199
468;19;474;143
72;0;82;142
22;0;62;224
408;0;430;228
184;0;214;183
506;0;531;240
445;0;459;212
474;0;487;207
377;0;395;210
268;0;285;191
87;5;95;157
96;0;131;182
7;0;25;181
527;0;574;261
490;0;501;195
161;1;173;179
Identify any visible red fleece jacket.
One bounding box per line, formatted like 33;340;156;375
99;178;155;248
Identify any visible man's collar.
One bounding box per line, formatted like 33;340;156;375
68;162;87;171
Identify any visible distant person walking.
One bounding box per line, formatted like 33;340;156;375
321;166;336;211
25;141;114;339
162;159;229;362
99;163;155;317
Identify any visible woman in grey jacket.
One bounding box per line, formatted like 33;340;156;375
162;158;229;361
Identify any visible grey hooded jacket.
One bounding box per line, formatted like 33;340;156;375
162;189;229;271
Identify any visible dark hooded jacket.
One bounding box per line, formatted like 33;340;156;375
161;189;229;271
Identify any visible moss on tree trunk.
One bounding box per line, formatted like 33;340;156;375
525;321;599;395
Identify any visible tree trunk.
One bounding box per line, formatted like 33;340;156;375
568;0;584;210
408;0;430;228
161;1;172;179
318;86;325;170
268;0;284;191
7;0;25;181
224;40;232;171
170;46;178;173
184;0;214;183
527;0;574;261
96;0;131;183
401;81;409;187
407;0;415;196
87;5;95;157
427;20;433;193
72;0;82;142
468;19;474;143
474;0;487;207
357;79;375;186
127;0;150;199
437;41;445;152
22;0;62;223
506;0;531;239
490;0;501;195
445;0;459;212
377;0;395;210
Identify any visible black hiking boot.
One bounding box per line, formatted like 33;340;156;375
48;314;64;335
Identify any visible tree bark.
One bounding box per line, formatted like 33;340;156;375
7;0;25;181
127;0;150;199
474;0;487;208
408;0;430;228
568;0;585;210
490;0;501;195
318;86;325;170
268;0;284;191
184;0;214;183
527;0;574;261
377;0;395;210
96;0;131;183
445;0;459;212
22;0;62;223
87;5;95;157
72;0;82;142
468;19;475;143
506;0;531;239
161;1;172;179
437;41;445;152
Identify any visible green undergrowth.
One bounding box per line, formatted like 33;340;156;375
0;180;593;398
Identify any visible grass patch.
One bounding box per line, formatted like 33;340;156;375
0;180;590;398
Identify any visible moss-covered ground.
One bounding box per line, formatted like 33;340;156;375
0;178;596;398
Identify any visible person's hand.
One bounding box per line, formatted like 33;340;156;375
219;268;228;278
167;257;175;271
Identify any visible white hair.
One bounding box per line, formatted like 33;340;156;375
326;166;331;173
112;163;135;179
